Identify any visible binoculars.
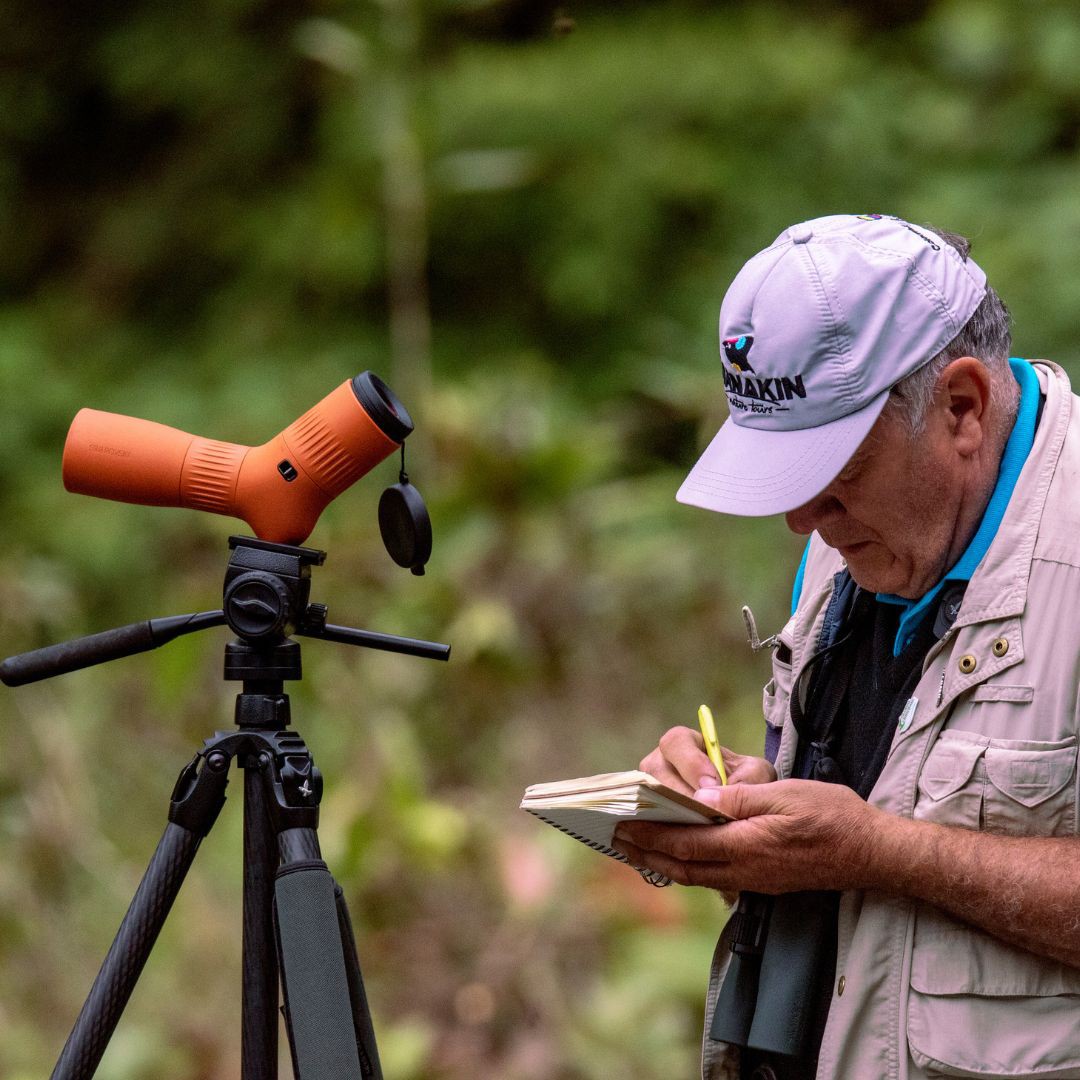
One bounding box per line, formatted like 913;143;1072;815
710;891;837;1073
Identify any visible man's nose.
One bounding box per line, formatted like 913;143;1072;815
785;491;843;535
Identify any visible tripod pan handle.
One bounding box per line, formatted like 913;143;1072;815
1;611;226;686
1;622;158;685
301;622;451;662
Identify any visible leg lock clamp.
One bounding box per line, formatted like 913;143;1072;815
169;751;231;836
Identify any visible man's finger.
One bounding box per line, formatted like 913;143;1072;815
615;821;736;863
613;836;733;889
722;751;778;786
658;726;724;789
640;752;698;797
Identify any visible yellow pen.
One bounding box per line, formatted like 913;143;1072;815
697;704;728;785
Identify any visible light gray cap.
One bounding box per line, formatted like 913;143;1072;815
676;214;988;517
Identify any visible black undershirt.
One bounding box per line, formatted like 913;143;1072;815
739;594;948;1080
831;594;943;799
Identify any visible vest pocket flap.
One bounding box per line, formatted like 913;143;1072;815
911;925;1080;997
984;743;1077;808
909;913;1080;1079
917;736;985;802
971;683;1035;704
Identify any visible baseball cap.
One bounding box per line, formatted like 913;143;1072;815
676;213;988;517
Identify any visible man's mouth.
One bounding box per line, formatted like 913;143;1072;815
834;540;871;559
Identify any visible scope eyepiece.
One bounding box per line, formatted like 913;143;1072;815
63;370;412;545
351;371;413;444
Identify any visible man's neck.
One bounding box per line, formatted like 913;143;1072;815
940;429;1009;580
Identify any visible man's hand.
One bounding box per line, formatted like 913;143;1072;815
638;725;776;796
613;779;880;894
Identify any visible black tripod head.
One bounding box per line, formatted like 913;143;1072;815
224;537;323;642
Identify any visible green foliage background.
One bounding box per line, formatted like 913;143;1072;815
2;1;1080;1076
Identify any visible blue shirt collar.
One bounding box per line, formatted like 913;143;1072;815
877;357;1040;655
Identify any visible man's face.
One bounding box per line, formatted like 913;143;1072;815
784;405;964;598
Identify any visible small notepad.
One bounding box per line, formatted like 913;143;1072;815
520;770;728;886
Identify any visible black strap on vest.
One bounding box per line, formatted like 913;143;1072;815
712;572;966;1080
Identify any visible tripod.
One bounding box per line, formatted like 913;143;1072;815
1;535;450;1080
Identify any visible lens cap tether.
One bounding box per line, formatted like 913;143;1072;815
379;444;432;576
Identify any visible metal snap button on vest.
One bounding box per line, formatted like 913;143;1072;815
959;654;977;674
837;975;846;996
992;637;1009;657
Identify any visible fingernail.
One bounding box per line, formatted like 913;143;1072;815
698;775;720;788
694;786;724;807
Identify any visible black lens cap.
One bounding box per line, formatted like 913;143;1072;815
379;482;432;575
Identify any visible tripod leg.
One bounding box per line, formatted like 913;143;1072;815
334;883;384;1080
51;822;203;1080
242;765;281;1080
274;829;379;1080
50;748;229;1080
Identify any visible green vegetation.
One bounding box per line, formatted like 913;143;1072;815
2;1;1079;1076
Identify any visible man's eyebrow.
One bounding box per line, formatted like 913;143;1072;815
839;423;888;479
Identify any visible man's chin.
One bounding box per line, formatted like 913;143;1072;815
841;549;903;596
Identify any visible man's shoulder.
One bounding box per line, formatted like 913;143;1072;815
1031;366;1080;569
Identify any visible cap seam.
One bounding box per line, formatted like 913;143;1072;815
799;243;859;416
819;232;986;337
806;233;985;369
906;265;985;352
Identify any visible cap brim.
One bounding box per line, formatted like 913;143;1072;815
676;389;891;517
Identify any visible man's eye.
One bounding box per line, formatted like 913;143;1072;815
837;459;863;484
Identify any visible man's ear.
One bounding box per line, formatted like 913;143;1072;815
937;357;992;456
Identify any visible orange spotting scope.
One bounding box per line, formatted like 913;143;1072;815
63;371;412;545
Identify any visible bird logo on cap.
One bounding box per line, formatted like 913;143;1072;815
722;335;755;373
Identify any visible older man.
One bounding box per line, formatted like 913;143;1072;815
613;215;1080;1080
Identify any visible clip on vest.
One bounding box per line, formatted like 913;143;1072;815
742;605;779;652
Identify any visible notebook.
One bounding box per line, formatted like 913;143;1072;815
520;770;729;886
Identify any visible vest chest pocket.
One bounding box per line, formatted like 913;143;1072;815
914;730;1078;837
983;740;1077;835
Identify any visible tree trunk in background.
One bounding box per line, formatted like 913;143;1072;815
377;0;433;420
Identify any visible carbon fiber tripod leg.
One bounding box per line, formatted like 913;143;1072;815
335;882;384;1080
242;765;280;1080
50;748;229;1080
50;822;203;1080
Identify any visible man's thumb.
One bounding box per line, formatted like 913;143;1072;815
693;781;774;819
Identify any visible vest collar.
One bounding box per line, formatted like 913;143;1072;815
952;361;1071;629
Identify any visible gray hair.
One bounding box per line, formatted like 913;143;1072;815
884;227;1017;440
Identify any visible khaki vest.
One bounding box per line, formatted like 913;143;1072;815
703;362;1080;1080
